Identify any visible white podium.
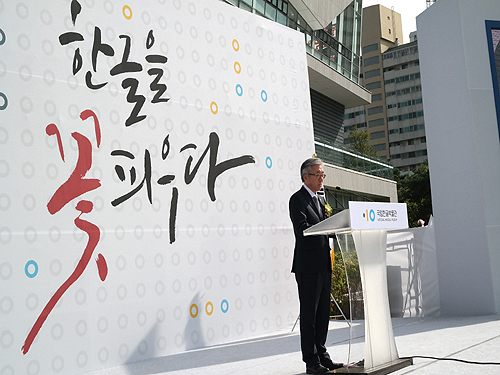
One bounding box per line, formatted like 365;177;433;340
304;202;413;374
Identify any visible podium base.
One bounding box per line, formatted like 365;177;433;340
334;358;413;375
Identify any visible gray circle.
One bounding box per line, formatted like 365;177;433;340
16;3;29;19
25;293;39;312
188;251;196;265
0;193;12;210
173;306;182;320
154;253;164;268
189;278;197;291
51;323;64;340
17;33;31;50
24;226;37;244
234;273;241;286
21;129;34;146
42;39;54;55
20;96;33;113
0;228;12;245
0;160;10;177
117;285;127;300
118;314;128;329
247;272;255;285
51;356;64;372
219;274;228;288
46;163;59;180
134;226;144;240
157;308;166;323
0;127;7;144
19;65;32;81
172;279;181;293
50;259;62;276
27;360;40;375
76;351;88;368
98;347;109;363
218;249;226;263
171;252;180;266
22;162;35;179
118;343;129;359
0;296;13;314
133;197;142;212
204;276;212;289
174;21;183;34
75;288;87;305
76;320;88;337
155;280;165;295
153;225;163;239
97;317;108;333
97;286;107;302
115;226;125;241
136;283;146;298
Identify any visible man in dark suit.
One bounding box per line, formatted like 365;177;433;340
289;158;343;374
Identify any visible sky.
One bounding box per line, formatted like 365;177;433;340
361;0;429;43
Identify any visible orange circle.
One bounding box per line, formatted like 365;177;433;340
210;101;218;114
122;5;132;20
232;39;239;51
234;62;241;74
190;304;198;318
205;302;214;316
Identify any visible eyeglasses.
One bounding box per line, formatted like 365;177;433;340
308;173;326;179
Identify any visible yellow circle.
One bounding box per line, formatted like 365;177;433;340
210;101;218;114
232;39;239;51
205;302;214;316
190;304;198;318
122;5;133;20
234;62;241;74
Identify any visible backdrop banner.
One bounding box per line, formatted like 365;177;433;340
0;0;315;373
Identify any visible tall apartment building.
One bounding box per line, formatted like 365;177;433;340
343;5;427;173
221;0;398;207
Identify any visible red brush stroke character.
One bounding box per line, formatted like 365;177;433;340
22;110;107;354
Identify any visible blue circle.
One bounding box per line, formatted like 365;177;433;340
236;84;243;97
25;260;38;278
265;157;272;169
0;29;5;45
261;90;267;102
0;93;7;110
369;209;376;222
221;299;229;313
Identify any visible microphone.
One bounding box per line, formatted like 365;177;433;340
319;187;345;209
335;186;375;202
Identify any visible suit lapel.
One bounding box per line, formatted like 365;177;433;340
301;187;323;220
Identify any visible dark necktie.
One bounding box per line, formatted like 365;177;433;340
313;195;321;217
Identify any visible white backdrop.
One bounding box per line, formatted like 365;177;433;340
0;0;315;373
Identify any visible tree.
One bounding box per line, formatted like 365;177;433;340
347;126;377;157
396;160;433;227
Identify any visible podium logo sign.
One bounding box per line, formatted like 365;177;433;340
349;202;408;230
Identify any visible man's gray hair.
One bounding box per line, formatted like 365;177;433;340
300;158;323;182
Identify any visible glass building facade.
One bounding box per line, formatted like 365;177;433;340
223;0;362;83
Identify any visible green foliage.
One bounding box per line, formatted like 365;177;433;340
395;160;433;227
347;126;377;157
330;250;363;319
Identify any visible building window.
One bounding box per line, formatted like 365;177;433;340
369;118;385;127
364;69;380;79
364;55;380;67
371;131;386;139
363;43;378;54
367;106;383;115
365;81;381;90
372;93;382;102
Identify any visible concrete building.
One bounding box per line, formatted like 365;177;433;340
222;0;398;205
343;5;428;173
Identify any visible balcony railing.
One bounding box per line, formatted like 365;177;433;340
315;139;394;180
